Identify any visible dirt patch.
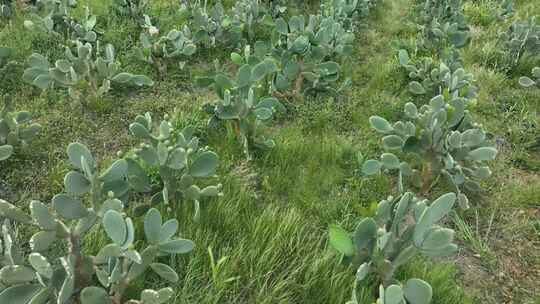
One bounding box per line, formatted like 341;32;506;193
455;206;540;304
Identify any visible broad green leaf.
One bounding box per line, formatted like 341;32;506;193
0;284;42;304
190;151;218;177
362;159;382;175
275;18;288;34
251;61;270;82
130;123;152;139
64;171;91;195
67;142;95;170
150;263;178;282
369;116;393;133
30;231;56;252
144;208;162;244
96;244;123;259
404;102;417;118
328;225;354;256
100;159;128;183
167;148;187;170
29;253;53;279
0;265;36;284
385;285;404;304
468;147;497;161
200;185;220;196
421;228;454;251
158;239;195;254
0;200;32;223
403;278;432;304
159;219;178;243
80;286;111;304
414;193;455;246
356;262;370;282
0;145;13;161
398;49;409;65
103;210;127;246
353;218;377;252
236;65;252;88
382;135;404;150
230;52;243;65
52;194;88;220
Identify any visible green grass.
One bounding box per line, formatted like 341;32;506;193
1;0;539;303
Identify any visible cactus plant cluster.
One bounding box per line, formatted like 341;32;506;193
67;6;98;43
178;1;242;49
210;12;355;99
322;0;376;30
398;49;477;100
416;0;470;53
417;19;470;52
23;41;153;107
1;0;383;302
519;67;540;88
362;96;497;208
0;95;42;161
268;14;353;96
133;15;197;77
200;49;285;156
127;112;222;219
133;0;265;69
191;0;372;156
20;0;154;108
111;0;148;23
329;0;497;302
498;16;540;67
0;142;195;304
331;192;457;304
177;0;285;50
23;0;79;37
230;0;275;43
380;0;495;208
398;0;477;101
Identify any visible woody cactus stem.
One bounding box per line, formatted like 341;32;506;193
293;59;305;99
69;233;89;296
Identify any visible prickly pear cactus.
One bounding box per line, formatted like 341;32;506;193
269;14;351;96
415;0;470;56
398;49;477;100
323;0;378;30
23;40;153;107
371;280;433;304
64;142;131;200
23;0;79;37
68;6;98;43
199;54;285;156
0;95;42;161
519;67;540;88
499;17;540;67
362;95;497;208
127;112;222;220
330;192;457;303
418;19;470;52
0;142;194;304
0;0;11;19
134;15;197;77
26;3;97;42
112;0;148;23
230;0;274;43
181;1;242;49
